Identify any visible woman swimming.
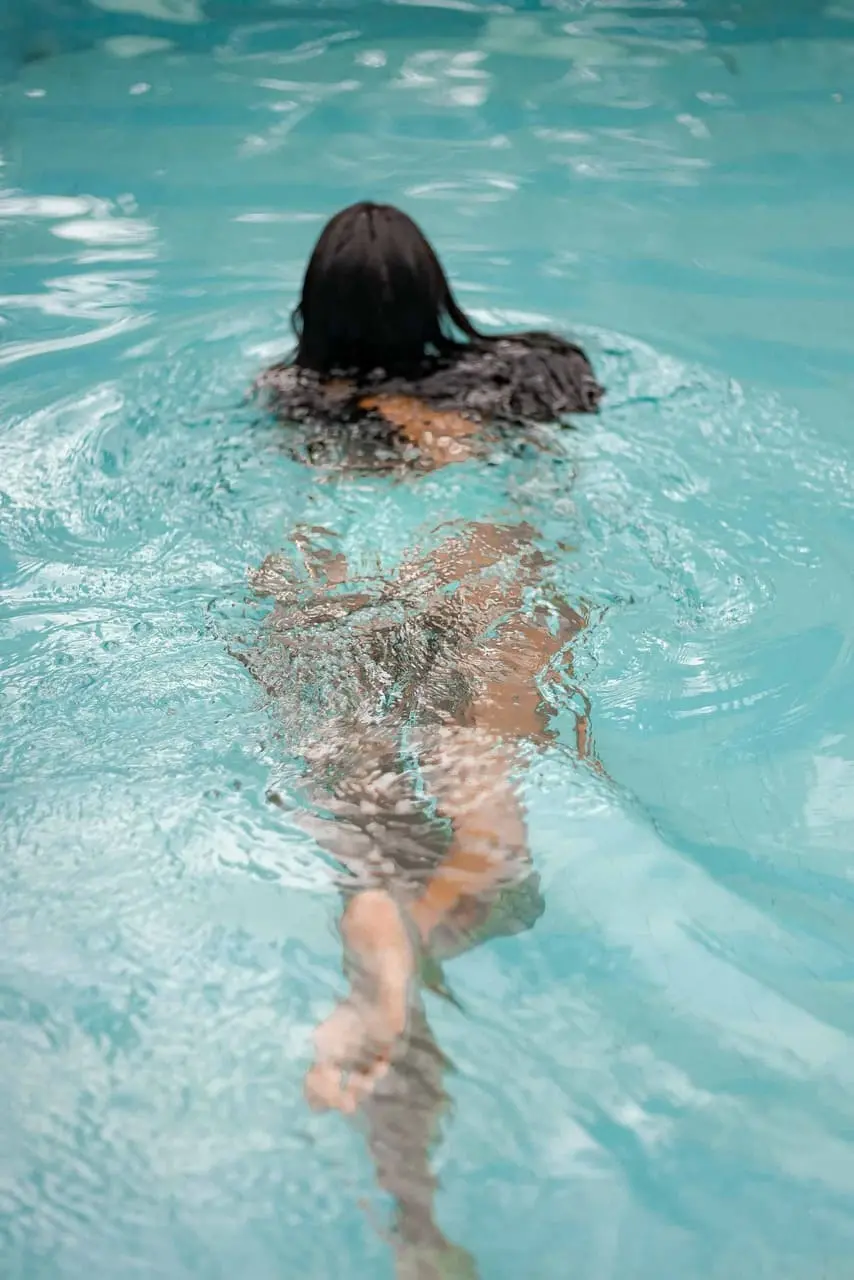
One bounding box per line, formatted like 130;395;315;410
257;199;602;469
249;201;602;1275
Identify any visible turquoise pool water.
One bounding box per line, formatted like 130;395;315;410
2;2;854;1276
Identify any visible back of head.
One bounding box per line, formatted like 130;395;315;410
293;202;477;377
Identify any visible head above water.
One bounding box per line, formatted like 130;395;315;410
292;201;481;377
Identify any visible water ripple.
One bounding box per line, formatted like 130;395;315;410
3;4;854;1277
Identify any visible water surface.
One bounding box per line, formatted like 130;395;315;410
2;2;854;1277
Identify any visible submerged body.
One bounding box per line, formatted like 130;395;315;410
244;515;592;1272
248;201;602;1275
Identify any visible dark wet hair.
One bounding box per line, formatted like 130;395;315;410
261;201;603;431
293;201;480;377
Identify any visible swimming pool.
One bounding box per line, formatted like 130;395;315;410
2;1;854;1276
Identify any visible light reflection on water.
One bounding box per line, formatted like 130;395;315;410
2;2;854;1277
